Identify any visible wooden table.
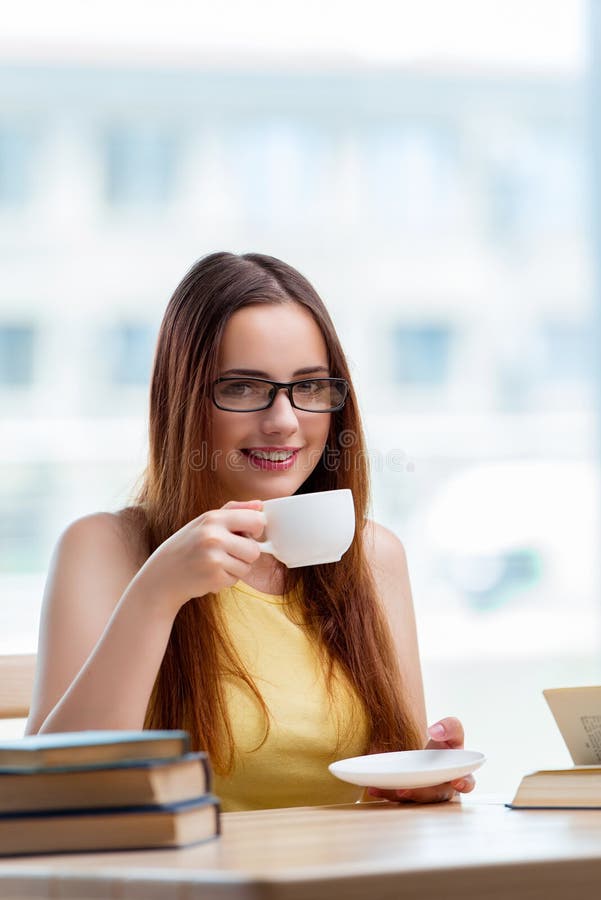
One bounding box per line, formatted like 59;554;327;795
1;796;601;899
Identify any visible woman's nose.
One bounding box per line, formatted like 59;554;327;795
260;388;300;434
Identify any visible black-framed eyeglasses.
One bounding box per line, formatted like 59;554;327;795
212;376;349;413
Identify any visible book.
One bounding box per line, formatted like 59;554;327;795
0;795;220;856
0;730;190;771
508;766;601;809
0;752;211;814
508;686;601;809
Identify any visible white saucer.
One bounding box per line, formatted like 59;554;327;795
329;749;486;790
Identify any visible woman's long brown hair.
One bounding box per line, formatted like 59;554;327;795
136;251;423;772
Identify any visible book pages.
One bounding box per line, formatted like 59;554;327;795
543;687;601;765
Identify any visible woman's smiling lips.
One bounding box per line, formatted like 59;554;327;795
241;446;302;471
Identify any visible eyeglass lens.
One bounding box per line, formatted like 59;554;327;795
214;378;347;411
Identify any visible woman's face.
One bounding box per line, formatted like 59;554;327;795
211;302;332;501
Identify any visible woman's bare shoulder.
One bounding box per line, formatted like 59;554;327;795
57;507;149;571
362;519;408;582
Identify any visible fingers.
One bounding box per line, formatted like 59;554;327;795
198;507;266;540
222;532;262;565
191;501;263;530
399;774;475;802
451;774;475;794
221;554;260;584
198;538;261;592
222;508;266;539
426;716;464;749
367;779;465;804
400;782;457;803
222;500;264;510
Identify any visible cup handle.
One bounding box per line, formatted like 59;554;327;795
257;539;275;556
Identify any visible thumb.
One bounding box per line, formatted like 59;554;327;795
426;717;464;749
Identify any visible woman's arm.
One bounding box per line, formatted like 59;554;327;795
26;513;176;734
26;501;267;735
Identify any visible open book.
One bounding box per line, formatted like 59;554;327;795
508;686;601;809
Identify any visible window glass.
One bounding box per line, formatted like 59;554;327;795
107;322;154;386
105;125;177;208
393;324;453;385
0;324;35;386
0;127;34;208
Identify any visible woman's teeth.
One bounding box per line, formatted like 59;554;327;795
246;449;295;461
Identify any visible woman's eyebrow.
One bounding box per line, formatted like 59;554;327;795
221;366;330;377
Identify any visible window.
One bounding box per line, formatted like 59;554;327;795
484;130;585;242
104;125;177;208
540;321;594;382
0;127;34;208
108;322;154;386
0;490;43;573
486;163;527;242
0;324;35;386
392;323;453;385
226;120;333;225
364;124;459;229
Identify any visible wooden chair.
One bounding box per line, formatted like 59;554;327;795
0;654;36;719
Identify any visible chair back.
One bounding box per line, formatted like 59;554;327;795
0;654;36;719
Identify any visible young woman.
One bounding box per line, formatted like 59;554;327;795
26;252;474;811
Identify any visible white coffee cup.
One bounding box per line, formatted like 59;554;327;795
257;489;355;568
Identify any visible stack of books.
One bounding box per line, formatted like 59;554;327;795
0;730;220;855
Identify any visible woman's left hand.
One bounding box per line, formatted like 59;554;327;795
367;716;476;804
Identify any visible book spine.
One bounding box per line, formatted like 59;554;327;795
0;795;220;820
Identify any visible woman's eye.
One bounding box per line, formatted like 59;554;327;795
222;381;254;395
295;381;321;395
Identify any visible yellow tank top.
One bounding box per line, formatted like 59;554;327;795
212;580;370;811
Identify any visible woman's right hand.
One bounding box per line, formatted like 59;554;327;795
135;500;266;614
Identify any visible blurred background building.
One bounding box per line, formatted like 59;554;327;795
0;0;599;794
